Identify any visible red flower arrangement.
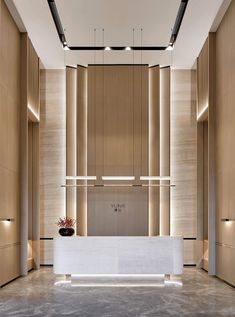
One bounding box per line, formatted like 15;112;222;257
56;216;76;228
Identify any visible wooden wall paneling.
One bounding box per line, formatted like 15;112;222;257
103;66;134;176
197;121;204;268
87;66;148;236
21;34;40;273
197;39;209;120
203;122;208;241
139;66;149;178
20;33;29;276
76;66;88;236
0;244;20;286
32;123;40;269
208;33;216;275
160;67;170;235
66;67;77;224
0;0;21;285
171;70;198;264
40;70;66;264
149;66;160;236
215;0;235;287
28;39;40;121
40;240;53;265
216;244;235;286
28;122;33;242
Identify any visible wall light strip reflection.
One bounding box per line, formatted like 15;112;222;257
102;176;135;181
66;176;97;180
140;176;171;181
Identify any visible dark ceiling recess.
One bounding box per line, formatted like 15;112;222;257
47;0;188;51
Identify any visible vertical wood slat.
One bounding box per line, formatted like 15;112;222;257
21;34;40;273
77;66;88;236
28;38;40;120
149;65;160;236
40;70;66;264
197;121;204;268
87;66;149;236
208;33;216;275
66;67;77;225
20;33;28;276
160;67;170;235
32;123;40;269
171;70;198;264
197;39;209;120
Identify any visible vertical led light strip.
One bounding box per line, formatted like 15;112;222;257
148;65;160;236
159;67;171;236
66;66;77;231
76;66;88;236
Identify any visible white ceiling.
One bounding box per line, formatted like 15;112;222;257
8;0;231;68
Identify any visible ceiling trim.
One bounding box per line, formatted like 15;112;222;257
4;0;26;32
47;0;188;51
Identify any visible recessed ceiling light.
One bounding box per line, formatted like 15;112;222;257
63;45;70;51
166;44;174;51
125;46;132;51
105;47;111;51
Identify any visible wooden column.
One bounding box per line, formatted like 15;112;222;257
66;67;77;225
160;67;170;235
208;33;216;275
197;33;216;274
32;123;40;269
149;65;160;236
77;66;88;236
20;34;40;274
20;33;29;276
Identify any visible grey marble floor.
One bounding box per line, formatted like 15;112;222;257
0;268;235;317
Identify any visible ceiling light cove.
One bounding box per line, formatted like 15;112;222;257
47;0;189;51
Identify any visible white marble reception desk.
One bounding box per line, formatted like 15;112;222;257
54;236;183;275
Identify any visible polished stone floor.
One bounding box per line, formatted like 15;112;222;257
0;268;235;317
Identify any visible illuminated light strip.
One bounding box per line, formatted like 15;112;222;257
140;176;171;181
61;184;175;188
70;284;165;288
54;280;71;286
142;184;175;187
28;104;40;121
71;274;165;278
197;104;208;121
66;176;97;180
102;176;135;181
61;184;95;188
54;281;165;288
164;280;183;287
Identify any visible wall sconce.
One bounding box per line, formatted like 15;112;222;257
0;218;14;222
221;218;235;222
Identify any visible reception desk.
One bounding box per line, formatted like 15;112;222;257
54;236;183;275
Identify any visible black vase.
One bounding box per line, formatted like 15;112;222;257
59;227;75;236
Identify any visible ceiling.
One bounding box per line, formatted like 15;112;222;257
7;0;231;68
